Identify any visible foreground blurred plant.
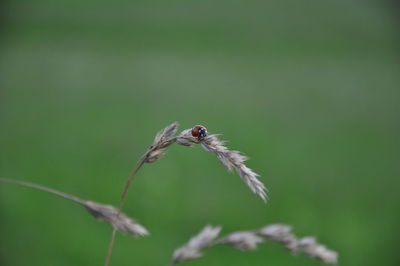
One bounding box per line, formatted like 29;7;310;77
105;122;267;266
169;224;338;265
0;178;148;237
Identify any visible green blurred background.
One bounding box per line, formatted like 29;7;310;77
1;0;399;265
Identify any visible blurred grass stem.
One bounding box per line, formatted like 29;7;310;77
0;177;84;204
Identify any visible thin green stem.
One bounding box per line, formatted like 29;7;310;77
103;137;177;266
104;228;117;266
103;152;149;266
118;155;147;211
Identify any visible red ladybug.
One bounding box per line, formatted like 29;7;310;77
191;125;207;139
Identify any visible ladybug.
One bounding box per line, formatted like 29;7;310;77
191;125;207;140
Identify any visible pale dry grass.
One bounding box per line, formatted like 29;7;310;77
169;224;338;265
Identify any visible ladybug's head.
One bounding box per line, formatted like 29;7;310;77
191;125;207;139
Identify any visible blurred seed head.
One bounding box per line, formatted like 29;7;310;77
171;225;221;265
297;237;338;264
258;224;297;251
170;223;338;265
84;201;149;237
218;231;264;251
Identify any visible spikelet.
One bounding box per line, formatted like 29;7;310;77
170;225;221;265
258;224;297;251
84;201;148;237
145;122;178;163
297;237;338;264
217;231;264;251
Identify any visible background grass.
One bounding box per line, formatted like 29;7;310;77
1;0;399;265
